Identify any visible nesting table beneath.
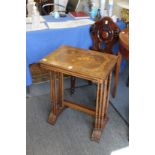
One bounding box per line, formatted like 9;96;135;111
40;45;117;142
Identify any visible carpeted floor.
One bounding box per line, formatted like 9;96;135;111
27;85;129;155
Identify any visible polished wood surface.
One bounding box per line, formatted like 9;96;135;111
40;45;117;82
40;45;117;142
30;63;49;83
90;17;120;54
119;27;129;59
119;28;129;49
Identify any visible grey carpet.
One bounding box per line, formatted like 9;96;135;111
27;86;129;155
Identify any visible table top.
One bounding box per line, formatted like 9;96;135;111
40;45;117;82
119;27;129;51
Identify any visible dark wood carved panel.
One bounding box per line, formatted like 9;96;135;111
90;17;120;54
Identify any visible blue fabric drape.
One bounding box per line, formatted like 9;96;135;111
26;15;126;86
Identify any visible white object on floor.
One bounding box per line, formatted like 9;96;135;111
47;19;94;29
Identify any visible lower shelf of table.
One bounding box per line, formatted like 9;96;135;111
47;100;108;142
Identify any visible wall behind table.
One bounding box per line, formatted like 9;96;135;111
54;0;68;11
92;0;129;18
55;0;127;17
81;0;125;18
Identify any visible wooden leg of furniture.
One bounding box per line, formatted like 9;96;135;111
48;71;65;125
70;76;76;95
104;73;112;119
112;52;122;98
57;72;64;108
91;82;101;142
91;76;110;142
48;71;112;142
70;77;92;95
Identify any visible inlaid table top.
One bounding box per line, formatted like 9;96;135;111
40;45;117;82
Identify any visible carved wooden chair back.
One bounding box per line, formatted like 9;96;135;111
90;17;120;54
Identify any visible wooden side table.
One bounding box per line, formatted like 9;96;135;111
40;45;117;142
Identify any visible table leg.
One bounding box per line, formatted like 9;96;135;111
91;73;112;142
104;72;112;118
57;72;64;108
48;71;65;125
70;76;76;95
100;79;108;129
112;52;122;98
91;79;108;142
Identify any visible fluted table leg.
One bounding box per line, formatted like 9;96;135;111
91;73;112;142
48;71;65;125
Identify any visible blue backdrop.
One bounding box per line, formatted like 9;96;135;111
26;15;126;86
